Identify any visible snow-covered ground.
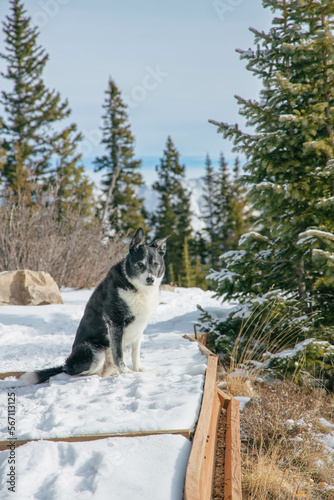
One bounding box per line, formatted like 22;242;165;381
0;286;225;500
1;435;191;500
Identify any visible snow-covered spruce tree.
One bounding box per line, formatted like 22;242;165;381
94;78;147;235
0;0;92;212
151;136;192;284
209;0;334;327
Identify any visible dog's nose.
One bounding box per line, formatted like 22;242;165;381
146;276;155;284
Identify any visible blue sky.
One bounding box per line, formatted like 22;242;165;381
0;0;273;183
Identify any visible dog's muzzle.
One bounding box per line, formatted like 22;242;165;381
146;276;155;285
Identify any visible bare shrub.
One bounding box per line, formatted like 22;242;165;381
0;189;126;288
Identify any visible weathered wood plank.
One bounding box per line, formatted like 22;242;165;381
0;372;25;380
217;386;232;410
225;398;242;500
183;334;217;358
202;387;220;499
184;355;219;500
193;326;208;346
0;428;191;452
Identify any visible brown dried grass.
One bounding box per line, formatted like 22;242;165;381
217;304;334;499
240;382;334;500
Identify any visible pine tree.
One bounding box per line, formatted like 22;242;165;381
52;134;94;217
0;0;92;210
201;153;251;270
210;0;334;324
151;136;192;284
94;78;147;234
212;153;232;260
202;154;218;268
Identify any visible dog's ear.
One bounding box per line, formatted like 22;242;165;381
150;235;170;256
129;228;145;253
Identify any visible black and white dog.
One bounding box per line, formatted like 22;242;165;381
21;228;169;384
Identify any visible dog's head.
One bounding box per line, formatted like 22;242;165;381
125;228;169;289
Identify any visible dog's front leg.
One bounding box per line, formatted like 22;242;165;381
108;323;135;375
132;335;145;372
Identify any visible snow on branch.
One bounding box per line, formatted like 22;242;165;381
316;196;334;208
297;229;334;246
239;231;270;246
221;250;246;262
207;268;237;283
312;249;334;261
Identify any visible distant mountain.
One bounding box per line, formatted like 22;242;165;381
138;177;207;234
92;171;208;234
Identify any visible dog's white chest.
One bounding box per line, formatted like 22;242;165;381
118;286;159;345
119;286;159;317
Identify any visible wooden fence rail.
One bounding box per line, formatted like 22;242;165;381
0;429;191;452
184;355;242;500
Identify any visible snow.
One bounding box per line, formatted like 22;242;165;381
207;268;237;283
222;250;246;262
297;229;334;245
0;286;221;499
239;231;270;246
319;418;334;430
234;396;252;411
267;338;315;360
316;196;334;207
312;249;334;261
0;435;191;500
0;343;206;440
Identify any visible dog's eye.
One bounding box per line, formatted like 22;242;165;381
137;262;145;270
152;262;158;269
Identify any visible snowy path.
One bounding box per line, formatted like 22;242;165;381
0;287;227;500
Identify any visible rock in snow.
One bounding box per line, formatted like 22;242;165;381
0;270;63;306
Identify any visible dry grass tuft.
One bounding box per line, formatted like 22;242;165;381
219;374;255;397
243;449;298;499
240;382;334;500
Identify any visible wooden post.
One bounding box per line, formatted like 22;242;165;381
224;398;242;500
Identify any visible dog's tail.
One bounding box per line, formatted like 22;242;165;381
20;365;65;385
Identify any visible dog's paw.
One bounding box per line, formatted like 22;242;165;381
119;365;136;376
134;366;146;373
102;368;119;378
